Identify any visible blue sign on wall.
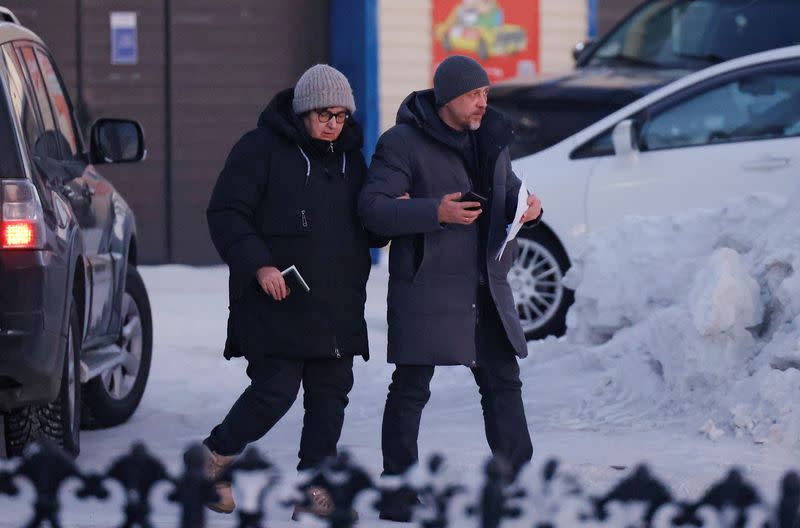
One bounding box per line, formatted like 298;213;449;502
110;12;138;65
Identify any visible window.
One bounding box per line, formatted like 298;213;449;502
19;48;56;134
589;0;800;69
17;46;61;160
640;63;800;151
1;45;43;159
570;128;614;159
35;49;79;159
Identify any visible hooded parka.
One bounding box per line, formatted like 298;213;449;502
359;89;531;366
208;88;380;361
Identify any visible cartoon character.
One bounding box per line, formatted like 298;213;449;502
435;0;526;60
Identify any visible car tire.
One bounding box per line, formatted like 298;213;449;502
4;302;81;457
81;265;152;428
509;226;574;341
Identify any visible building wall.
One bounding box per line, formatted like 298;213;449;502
378;0;431;134
540;0;588;73
2;1;329;264
6;0;170;263
168;0;329;264
378;0;588;134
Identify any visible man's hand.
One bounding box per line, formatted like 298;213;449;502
438;192;482;224
256;266;289;301
397;192;410;200
519;193;542;224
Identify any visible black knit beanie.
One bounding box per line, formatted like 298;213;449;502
433;55;490;106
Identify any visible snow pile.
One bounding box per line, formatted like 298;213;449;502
535;193;800;445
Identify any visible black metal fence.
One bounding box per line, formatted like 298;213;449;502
0;438;798;527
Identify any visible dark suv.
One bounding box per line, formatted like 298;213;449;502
492;0;800;340
491;0;800;160
0;10;152;457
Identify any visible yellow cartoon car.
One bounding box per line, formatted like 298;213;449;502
435;1;527;60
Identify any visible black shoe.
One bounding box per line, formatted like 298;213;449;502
378;509;413;523
378;487;419;523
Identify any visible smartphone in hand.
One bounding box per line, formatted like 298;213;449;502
459;190;487;211
281;265;310;295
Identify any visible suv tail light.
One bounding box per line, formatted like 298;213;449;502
1;180;45;249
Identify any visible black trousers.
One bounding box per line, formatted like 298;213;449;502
382;297;533;476
205;354;354;471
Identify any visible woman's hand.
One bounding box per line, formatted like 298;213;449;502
256;266;289;301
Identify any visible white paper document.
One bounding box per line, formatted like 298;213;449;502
496;181;529;261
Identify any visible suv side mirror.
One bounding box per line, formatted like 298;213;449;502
611;119;638;156
90;118;145;164
572;39;594;61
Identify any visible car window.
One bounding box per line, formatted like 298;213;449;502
1;43;56;201
34;49;80;160
1;45;45;159
589;0;800;69
570;128;614;159
640;63;800;150
16;46;66;161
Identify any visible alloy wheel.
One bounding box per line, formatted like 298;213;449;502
508;238;565;334
102;292;143;400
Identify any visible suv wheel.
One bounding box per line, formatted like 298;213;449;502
509;228;574;341
5;302;81;457
82;266;152;428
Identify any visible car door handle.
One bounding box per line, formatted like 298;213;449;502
743;156;791;171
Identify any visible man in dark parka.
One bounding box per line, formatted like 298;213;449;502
202;64;381;516
359;56;542;519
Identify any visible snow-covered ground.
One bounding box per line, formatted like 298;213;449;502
2;193;799;526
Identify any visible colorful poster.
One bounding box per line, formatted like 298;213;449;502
432;0;540;82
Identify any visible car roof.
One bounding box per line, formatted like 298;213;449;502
0;20;45;47
565;45;800;148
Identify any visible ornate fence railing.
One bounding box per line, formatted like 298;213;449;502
0;438;798;527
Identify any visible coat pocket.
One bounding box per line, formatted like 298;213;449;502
411;232;440;283
389;235;429;281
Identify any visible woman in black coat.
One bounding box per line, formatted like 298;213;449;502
200;65;382;516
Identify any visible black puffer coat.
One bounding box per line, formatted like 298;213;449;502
359;90;529;366
208;88;381;361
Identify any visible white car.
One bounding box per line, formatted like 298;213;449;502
509;45;800;340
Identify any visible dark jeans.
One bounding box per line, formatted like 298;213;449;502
205;354;354;471
382;297;533;477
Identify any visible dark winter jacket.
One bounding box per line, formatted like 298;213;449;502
359;90;531;366
208;88;382;361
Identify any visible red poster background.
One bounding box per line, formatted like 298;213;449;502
432;0;540;83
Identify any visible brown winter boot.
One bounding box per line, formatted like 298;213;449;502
202;444;237;514
291;485;360;522
291;486;335;520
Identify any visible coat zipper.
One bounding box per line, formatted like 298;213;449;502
300;209;308;228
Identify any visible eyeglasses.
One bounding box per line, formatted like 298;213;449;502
314;109;350;124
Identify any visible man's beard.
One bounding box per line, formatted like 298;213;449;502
468;116;483;131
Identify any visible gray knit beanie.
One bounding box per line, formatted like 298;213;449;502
434;55;490;106
292;64;356;115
